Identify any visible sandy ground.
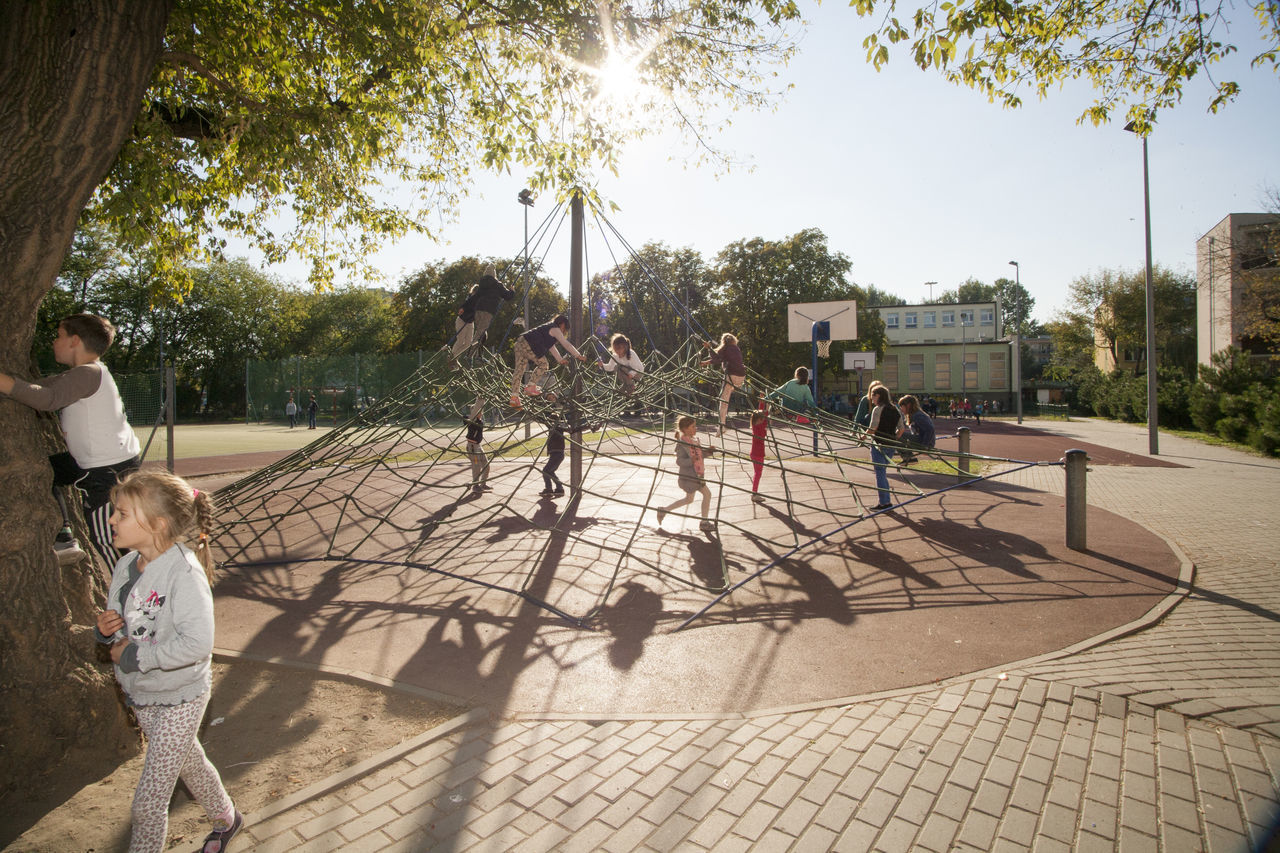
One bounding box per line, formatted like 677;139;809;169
1;660;461;853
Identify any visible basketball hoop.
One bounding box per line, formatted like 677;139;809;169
816;339;832;358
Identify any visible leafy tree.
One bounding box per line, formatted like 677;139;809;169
591;243;715;358
852;0;1279;129
1061;265;1196;375
862;285;907;307
287;287;399;357
1;0;801;788
710;228;888;383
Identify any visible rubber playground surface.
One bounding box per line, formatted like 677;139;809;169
188;418;1184;717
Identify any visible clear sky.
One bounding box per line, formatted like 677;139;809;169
235;2;1280;325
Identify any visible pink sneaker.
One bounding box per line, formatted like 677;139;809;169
523;384;541;396
508;395;522;408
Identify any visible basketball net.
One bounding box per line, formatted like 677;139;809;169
816;339;832;357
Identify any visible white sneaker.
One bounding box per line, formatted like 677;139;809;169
54;537;86;566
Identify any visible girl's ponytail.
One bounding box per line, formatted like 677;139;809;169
191;489;216;584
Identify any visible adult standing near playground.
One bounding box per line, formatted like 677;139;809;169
509;314;586;407
867;384;900;511
701;333;747;431
455;265;515;357
766;367;817;422
285;395;298;428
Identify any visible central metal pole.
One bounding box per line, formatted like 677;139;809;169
569;191;584;491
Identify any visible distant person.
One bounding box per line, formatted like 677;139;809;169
896;394;936;464
94;470;243;853
973;400;983;425
766;367;816;422
286;395;298;428
867;385;900;511
597;333;644;394
700;333;747;430
656;415;715;533
0;313;140;566
540;424;566;497
509;314;586;408
307;394;318;429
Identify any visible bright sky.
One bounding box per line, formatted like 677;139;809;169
237;2;1280;325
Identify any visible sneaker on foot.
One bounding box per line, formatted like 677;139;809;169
699;519;716;532
538;488;555;496
751;493;765;503
201;810;243;853
53;537;86;565
508;395;522;408
871;503;893;512
552;489;565;497
523;384;541;396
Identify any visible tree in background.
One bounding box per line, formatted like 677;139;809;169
1059;266;1196;376
710;228;888;382
591;243;715;358
851;0;1278;130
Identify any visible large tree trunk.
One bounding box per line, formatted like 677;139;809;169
0;1;170;796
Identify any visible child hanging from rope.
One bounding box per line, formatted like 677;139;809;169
94;470;243;853
656;415;716;533
540;424;566;497
749;402;770;504
700;332;747;431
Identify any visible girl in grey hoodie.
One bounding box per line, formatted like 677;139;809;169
95;470;243;853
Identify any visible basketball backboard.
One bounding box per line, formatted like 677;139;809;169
842;351;877;371
787;300;858;344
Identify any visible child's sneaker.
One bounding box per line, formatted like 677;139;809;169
508;395;522;408
751;493;765;504
200;809;243;852
538;488;554;496
699;519;716;532
523;384;541;396
53;537;86;566
552;489;565;497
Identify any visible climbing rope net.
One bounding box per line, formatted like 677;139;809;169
213;201;1060;629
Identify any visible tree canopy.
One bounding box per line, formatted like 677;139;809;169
852;0;1279;131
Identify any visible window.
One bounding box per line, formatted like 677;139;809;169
885;313;899;328
964;353;978;389
934;353;951;389
883;354;899;388
905;312;917;329
989;352;1007;389
980;309;994;325
923;311;936;328
909;354;924;390
941;311;955;326
959;310;974;325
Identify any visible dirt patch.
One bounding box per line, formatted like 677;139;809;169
2;660;462;852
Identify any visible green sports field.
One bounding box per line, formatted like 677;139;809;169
134;422;336;461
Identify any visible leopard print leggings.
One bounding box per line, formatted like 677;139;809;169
130;693;234;853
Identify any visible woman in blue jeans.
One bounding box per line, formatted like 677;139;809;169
867;385;900;511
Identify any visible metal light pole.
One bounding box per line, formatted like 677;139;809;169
1125;121;1159;455
518;189;534;439
925;280;937;302
1008;260;1023;424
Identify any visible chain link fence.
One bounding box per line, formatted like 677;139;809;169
116;368;164;427
245;352;431;425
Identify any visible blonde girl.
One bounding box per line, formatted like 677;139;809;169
95;470;242;853
700;332;747;430
656;415;716;532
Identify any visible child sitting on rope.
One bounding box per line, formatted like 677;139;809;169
509;314;587;408
597;333;644;394
656;415;716;533
896;394;937;465
700;332;747;431
765;366;817;423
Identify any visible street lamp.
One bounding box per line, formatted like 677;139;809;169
519;189;535;438
1124;121;1159;455
1008;260;1023;424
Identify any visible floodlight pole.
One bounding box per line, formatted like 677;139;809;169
569;191;585;491
1125;121;1159;455
519;188;534;440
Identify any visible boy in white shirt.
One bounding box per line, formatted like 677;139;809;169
0;313;141;566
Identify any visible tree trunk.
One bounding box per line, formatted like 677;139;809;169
0;1;170;795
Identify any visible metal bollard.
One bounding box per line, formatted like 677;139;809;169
957;427;971;480
1065;449;1087;551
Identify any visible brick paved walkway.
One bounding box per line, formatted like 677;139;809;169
234;419;1280;851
